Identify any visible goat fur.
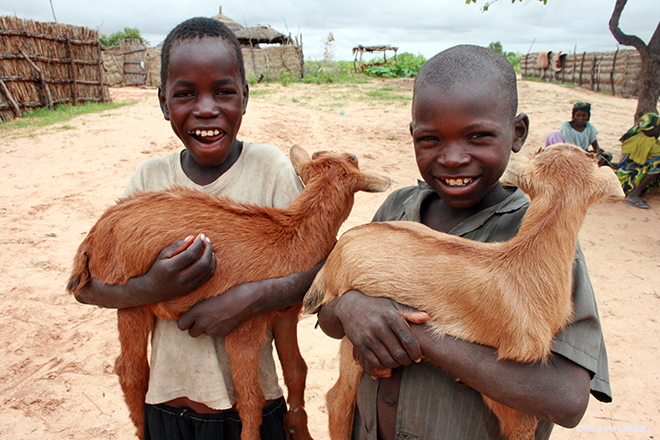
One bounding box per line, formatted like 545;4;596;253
67;145;391;440
303;144;624;440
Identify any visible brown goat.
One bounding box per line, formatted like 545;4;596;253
67;145;391;440
303;144;624;440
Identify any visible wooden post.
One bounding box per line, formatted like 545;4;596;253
66;39;79;104
20;49;54;109
0;78;21;118
610;48;619;96
97;43;109;103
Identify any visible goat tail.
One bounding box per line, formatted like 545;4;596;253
302;272;329;315
67;247;92;296
115;307;154;440
327;337;363;440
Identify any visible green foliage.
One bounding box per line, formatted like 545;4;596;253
0;101;134;134
301;60;367;84
99;27;149;48
488;41;522;73
362;52;427;78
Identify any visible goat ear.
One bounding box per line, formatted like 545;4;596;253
290;145;311;176
596;166;625;199
359;173;391;193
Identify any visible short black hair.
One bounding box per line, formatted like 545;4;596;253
160;17;246;88
413;44;518;118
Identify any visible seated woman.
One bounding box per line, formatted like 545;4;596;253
560;102;613;166
616;113;660;209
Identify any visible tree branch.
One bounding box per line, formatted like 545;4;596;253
608;0;648;57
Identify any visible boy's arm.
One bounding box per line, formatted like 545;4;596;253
322;290;591;428
177;260;326;338
74;234;216;308
411;323;591;428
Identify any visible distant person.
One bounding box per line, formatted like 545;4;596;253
559;102;613;166
543;131;565;149
616;113;660;209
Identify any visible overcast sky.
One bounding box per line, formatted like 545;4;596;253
1;0;658;61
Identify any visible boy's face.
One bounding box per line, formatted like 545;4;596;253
410;81;528;210
158;37;248;168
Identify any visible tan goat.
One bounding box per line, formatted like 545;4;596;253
303;144;624;440
67;145;391;440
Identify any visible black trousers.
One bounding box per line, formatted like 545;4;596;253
144;397;287;440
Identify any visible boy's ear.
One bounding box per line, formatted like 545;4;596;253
409;122;414;137
158;85;170;121
242;83;249;115
512;113;530;153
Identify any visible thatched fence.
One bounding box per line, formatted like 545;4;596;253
0;16;109;122
521;49;641;98
103;39;150;87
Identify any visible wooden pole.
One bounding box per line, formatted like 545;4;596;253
67;39;79;104
20;49;54;109
0;78;22;118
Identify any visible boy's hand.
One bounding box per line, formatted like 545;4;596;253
144;234;216;300
177;281;256;338
335;290;429;374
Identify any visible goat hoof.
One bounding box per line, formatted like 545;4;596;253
284;407;313;440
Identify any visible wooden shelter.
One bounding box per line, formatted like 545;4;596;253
0;16;108;121
352;44;399;72
211;7;303;82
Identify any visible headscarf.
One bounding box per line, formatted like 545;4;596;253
620;113;660;142
572;102;591;118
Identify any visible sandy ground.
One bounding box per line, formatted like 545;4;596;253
1;78;658;440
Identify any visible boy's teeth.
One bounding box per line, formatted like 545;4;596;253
193;130;221;137
445;178;472;186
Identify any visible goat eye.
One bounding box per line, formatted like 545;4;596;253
349;155;356;161
313;151;320;158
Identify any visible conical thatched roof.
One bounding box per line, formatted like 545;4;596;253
235;26;288;45
212;6;243;32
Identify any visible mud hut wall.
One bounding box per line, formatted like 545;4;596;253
521;49;641;98
0;16;108;122
242;45;303;81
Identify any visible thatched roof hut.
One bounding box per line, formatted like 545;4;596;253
212;6;243;32
235;26;289;46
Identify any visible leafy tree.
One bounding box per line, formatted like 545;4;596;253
469;0;660;122
99;27;149;48
488;41;521;73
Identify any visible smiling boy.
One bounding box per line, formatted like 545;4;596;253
75;18;315;440
318;45;611;440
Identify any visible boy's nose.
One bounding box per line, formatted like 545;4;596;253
439;144;470;168
193;96;221;118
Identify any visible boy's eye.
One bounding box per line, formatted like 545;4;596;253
173;91;194;98
217;89;237;96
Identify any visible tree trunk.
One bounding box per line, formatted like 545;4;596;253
609;0;660;123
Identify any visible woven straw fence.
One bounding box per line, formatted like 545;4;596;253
521;49;641;98
242;44;303;81
102;39;148;87
0;16;109;122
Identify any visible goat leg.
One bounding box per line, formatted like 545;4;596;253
483;397;538;440
271;305;313;440
326;338;362;440
115;307;154;440
226;317;271;440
